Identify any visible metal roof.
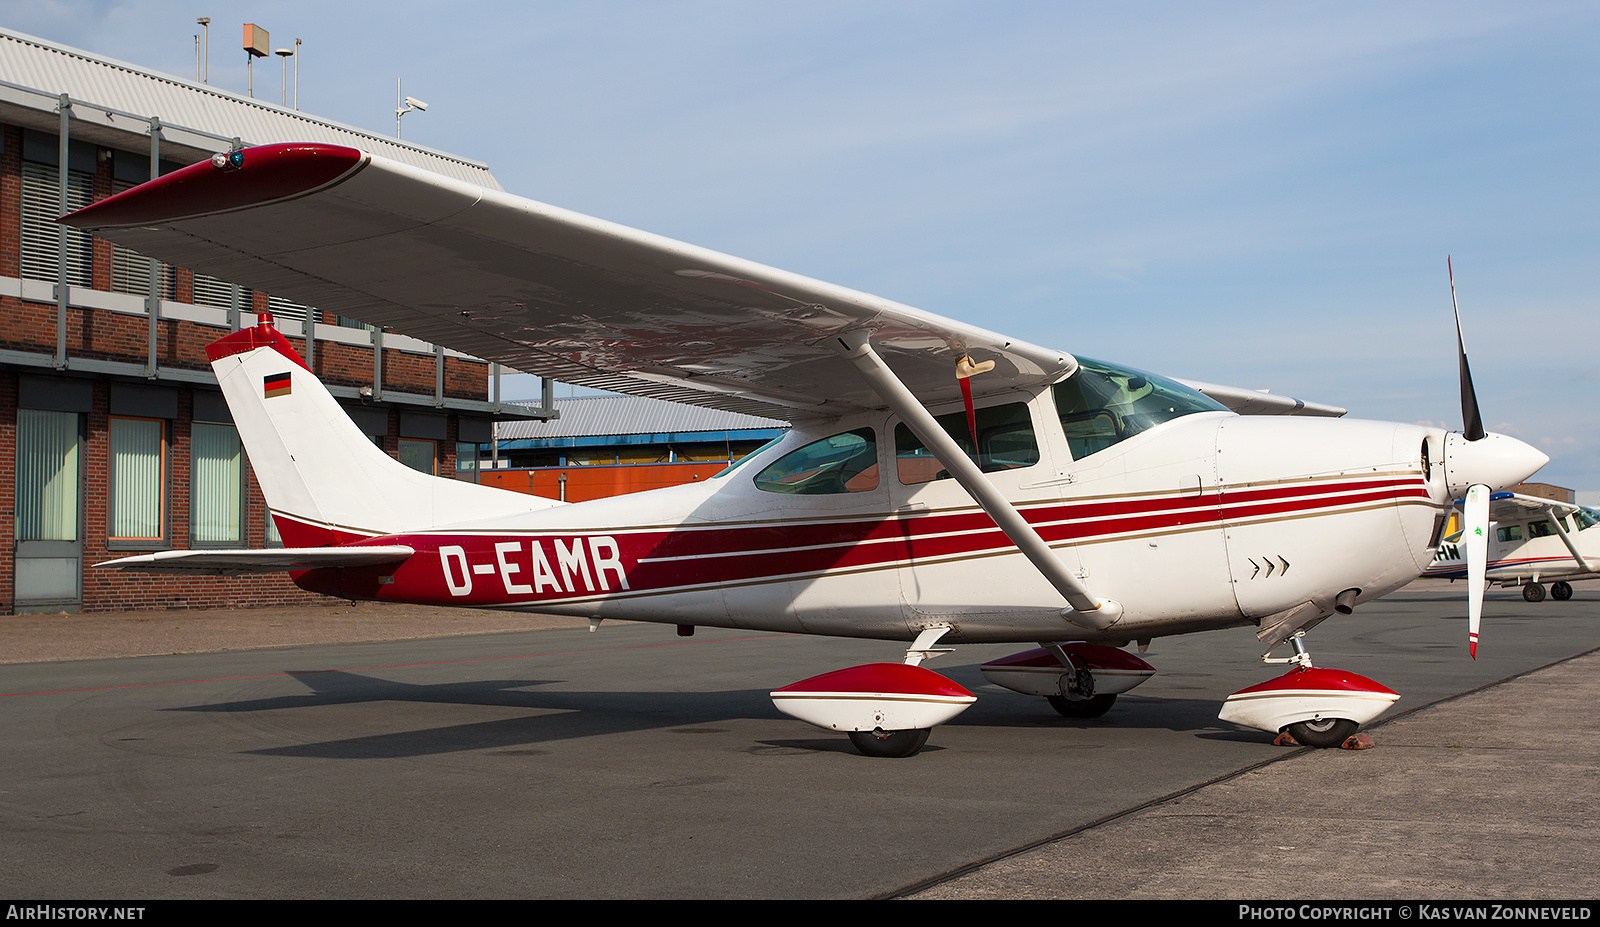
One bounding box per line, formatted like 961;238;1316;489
0;27;500;188
497;395;787;442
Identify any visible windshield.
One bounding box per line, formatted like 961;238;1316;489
1053;356;1228;460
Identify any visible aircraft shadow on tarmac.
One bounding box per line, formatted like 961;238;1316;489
168;668;1264;760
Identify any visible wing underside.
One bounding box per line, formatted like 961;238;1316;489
63;143;1074;422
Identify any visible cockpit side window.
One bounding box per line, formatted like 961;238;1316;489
1054;357;1227;460
894;401;1039;485
754;428;879;495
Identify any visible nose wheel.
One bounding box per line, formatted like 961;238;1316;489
1285;717;1360;748
847;728;931;758
1219;633;1400;748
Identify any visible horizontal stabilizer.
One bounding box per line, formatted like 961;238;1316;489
99;546;415;576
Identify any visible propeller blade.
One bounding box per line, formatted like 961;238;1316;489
1464;483;1489;658
1450;257;1487;441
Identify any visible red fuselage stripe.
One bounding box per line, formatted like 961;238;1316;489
314;475;1432;606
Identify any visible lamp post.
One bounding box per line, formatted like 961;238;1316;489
275;47;293;105
197;17;210;83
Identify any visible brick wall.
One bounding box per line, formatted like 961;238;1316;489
75;380;332;611
1;121;494;614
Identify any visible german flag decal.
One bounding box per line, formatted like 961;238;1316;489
264;372;292;398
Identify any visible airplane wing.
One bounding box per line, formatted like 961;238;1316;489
99;546;415;576
63;143;1345;423
1177;380;1346;417
1481;492;1582;522
62;143;1077;422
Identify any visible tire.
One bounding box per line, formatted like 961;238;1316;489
1552;582;1574;601
1524;583;1547;603
847;728;931;758
1284;717;1358;748
1046;693;1117;718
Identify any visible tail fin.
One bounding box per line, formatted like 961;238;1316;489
207;317;557;545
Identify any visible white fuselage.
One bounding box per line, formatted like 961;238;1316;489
307;384;1449;646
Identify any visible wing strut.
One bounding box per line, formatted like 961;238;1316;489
1545;507;1598;574
829;331;1123;631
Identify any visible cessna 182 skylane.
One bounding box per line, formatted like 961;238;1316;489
65;143;1548;756
1426;493;1600;602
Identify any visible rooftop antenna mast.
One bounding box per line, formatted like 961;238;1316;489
395;79;427;138
243;23;269;98
196;17;210;83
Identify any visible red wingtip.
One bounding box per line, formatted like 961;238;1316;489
60;142;366;230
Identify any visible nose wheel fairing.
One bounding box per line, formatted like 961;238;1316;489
1219;666;1399;742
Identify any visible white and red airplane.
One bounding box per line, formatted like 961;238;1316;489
1426;492;1600;602
64;143;1547;756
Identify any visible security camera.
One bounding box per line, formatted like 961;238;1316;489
404;97;428;111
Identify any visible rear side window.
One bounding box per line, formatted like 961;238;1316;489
754;429;879;495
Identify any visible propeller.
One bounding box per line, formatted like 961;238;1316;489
1449;256;1487;442
1449;258;1515;658
1463;483;1489;659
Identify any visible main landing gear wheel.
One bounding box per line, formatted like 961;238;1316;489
1523;583;1547;603
847;728;931;758
1047;693;1117;718
1285;717;1358;748
1552;581;1574;601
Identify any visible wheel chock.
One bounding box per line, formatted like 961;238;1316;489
1272;729;1376;749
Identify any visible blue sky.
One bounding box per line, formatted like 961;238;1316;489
12;2;1599;489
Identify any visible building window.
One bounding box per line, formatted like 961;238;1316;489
16;409;80;541
108;416;165;543
109;178;175;298
20;161;93;286
455;442;480;482
191;273;236;310
267;294;310;324
192;423;244;545
398;438;436;475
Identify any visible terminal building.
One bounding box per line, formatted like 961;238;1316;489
485;394;787;503
0;28;548;613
